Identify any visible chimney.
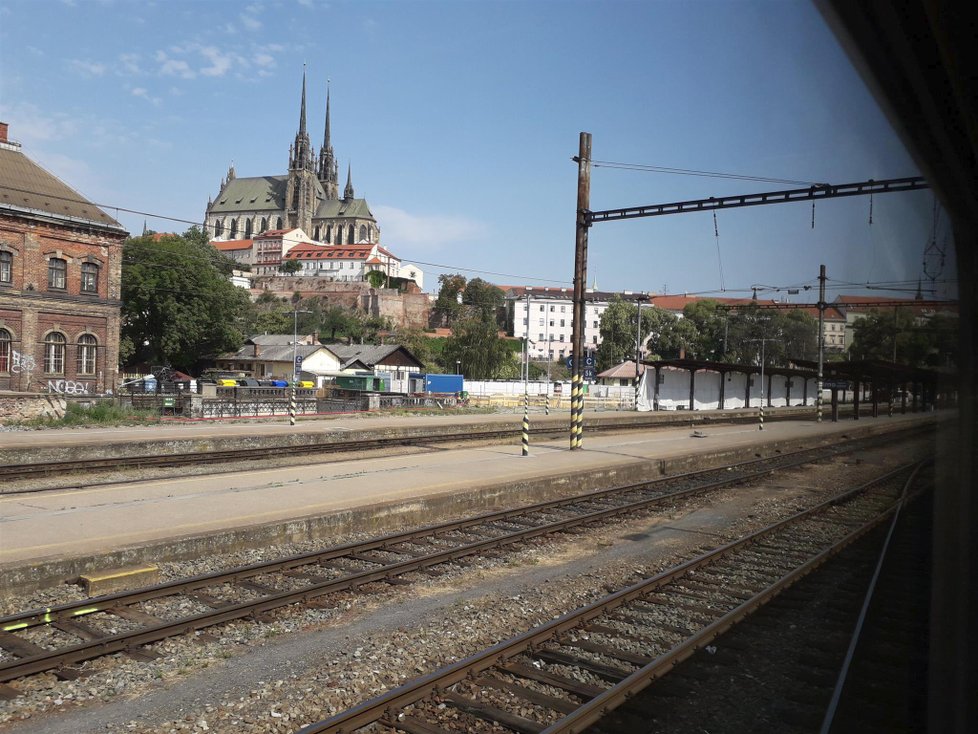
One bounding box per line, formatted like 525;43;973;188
0;122;7;143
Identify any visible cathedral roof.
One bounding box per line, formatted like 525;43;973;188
209;175;295;213
314;197;375;221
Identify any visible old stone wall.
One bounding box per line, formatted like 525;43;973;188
252;276;431;329
0;391;67;421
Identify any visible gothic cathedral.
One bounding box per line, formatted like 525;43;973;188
205;71;379;246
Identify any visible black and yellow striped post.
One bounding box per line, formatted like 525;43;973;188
521;392;530;456
570;373;585;449
545;391;550;416
289;383;296;427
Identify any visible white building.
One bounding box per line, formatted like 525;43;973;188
282;241;402;282
506;286;648;361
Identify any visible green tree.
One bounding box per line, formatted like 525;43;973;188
432;273;467;327
848;308;955;366
682;299;729;361
278;259;302;274
462;278;505;326
121;228;254;371
597;299;691;370
440;316;514;378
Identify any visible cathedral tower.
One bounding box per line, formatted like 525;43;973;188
317;85;339;200
286;68;317;234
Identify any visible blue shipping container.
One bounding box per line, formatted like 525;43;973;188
424;373;464;393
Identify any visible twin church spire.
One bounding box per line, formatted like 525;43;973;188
289;70;351;202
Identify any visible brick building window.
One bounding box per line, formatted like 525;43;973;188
0;251;11;284
0;329;10;372
48;257;67;290
44;332;66;374
77;334;98;375
81;262;99;293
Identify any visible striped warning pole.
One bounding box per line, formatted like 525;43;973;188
521;392;530;456
289;383;296;427
545;390;550;416
758;401;764;431
569;374;579;449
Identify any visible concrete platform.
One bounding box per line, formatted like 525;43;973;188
0;411;937;596
0;407;820;465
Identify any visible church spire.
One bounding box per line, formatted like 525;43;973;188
344;163;355;200
298;66;308;137
290;67;313;172
318;81;339;198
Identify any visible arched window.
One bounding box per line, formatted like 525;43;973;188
347;225;354;244
0;250;12;284
44;332;66;374
229;219;238;239
77;334;98;375
214;219;224;238
48;257;67;290
325;225;332;243
0;328;10;372
244;219;253;239
260;217;268;234
276;216;283;229
81;262;99;293
359;225;367;242
314;226;321;240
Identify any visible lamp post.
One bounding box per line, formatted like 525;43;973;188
634;296;645;409
455;359;461;376
746;335;777;431
290;307;312;427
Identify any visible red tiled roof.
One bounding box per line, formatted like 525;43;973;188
212;239;253;251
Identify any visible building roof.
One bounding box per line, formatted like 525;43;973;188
0;138;126;233
315;197;375;221
284;243;399;262
212;239;253;251
597;360;646;379
327;344;423;370
210;176;290;213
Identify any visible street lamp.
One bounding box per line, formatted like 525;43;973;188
746;335;777;431
634;296;646;387
455;359;461;376
290;307;312;427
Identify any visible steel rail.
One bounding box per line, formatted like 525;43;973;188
0;428;910;633
0;434;907;685
294;461;923;734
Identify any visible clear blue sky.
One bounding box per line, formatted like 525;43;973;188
0;0;957;301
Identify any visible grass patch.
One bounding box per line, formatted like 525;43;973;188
16;401;160;428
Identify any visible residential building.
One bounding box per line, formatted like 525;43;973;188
251;228;318;275
506;286;628;361
214;334;342;382
282;241;402;282
204;72;379;246
211;238;254;268
326;344;424;391
0;121;128;394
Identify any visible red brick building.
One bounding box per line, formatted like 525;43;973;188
0;122;128;395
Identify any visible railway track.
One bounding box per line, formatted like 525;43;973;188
0;432;909;694
0;407;865;485
592;460;933;733
293;461;928;734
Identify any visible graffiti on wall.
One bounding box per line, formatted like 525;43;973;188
47;379;91;395
10;350;36;374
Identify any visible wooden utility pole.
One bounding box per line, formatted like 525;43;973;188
571;132;591;450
